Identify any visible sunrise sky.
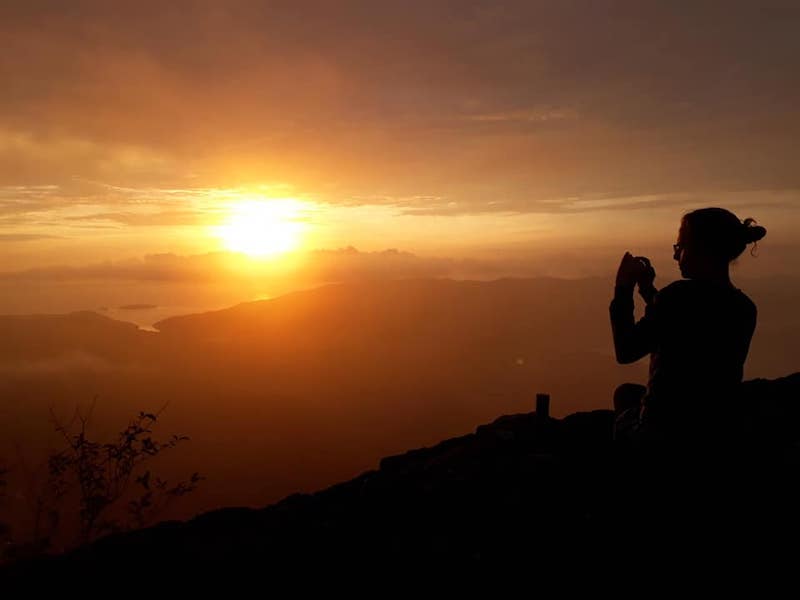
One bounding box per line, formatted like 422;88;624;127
2;1;799;315
3;2;800;553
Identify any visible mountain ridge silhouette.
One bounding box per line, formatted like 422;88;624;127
5;371;799;578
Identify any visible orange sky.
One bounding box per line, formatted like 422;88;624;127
1;1;798;298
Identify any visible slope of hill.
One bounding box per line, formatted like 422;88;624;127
0;311;152;362
6;372;799;578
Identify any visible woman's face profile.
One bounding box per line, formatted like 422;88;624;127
674;222;693;278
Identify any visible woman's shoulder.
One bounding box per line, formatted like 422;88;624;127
654;279;693;302
658;280;691;294
656;279;755;310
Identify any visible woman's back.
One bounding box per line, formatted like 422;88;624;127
642;279;757;435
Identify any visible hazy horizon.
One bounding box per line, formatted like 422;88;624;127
0;242;795;329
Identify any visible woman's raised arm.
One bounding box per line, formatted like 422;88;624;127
610;252;659;364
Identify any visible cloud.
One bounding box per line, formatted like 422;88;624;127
0;233;61;241
65;210;204;227
466;107;580;124
0;247;506;285
0;129;178;187
0;253;231;283
303;247;501;281
0;0;797;211
398;190;800;216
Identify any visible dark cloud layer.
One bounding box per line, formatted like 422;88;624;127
1;1;799;211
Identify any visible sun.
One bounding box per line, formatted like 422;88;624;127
217;199;306;257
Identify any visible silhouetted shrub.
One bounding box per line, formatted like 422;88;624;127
2;405;202;561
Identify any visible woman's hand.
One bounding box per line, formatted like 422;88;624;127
637;256;656;291
636;256;657;304
616;252;655;289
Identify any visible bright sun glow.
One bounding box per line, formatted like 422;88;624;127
217;198;307;257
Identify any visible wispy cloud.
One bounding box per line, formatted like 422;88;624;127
466;107;579;124
64;210;205;227
0;233;62;241
398;190;800;217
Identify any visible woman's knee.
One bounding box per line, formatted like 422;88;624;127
614;383;647;413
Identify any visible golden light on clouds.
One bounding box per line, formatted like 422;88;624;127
215;198;308;257
0;3;796;279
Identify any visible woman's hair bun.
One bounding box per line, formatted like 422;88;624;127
742;218;767;244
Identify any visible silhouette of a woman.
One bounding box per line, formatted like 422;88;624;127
610;208;767;444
